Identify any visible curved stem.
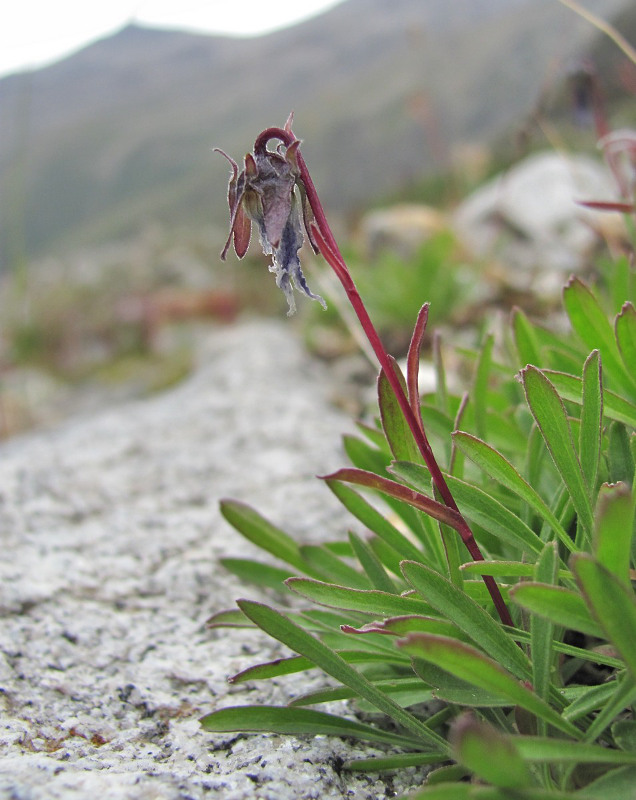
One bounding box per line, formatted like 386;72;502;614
254;127;513;627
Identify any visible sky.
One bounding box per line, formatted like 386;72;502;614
0;0;345;78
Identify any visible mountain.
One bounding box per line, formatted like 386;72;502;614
0;0;632;266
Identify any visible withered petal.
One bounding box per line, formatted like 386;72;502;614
232;203;252;259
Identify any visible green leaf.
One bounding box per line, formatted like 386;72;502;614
594;482;634;587
400;560;532;681
461;560;573;583
572;554;636;682
579;350;603;493
413;658;510;706
563;276;636;397
299;544;371;590
220;499;318;576
472;333;494;440
408;786;579;800
575;673;636;745
512;307;542;367
343;751;443;771
514;736;636;764
378;362;421;463
509;628;622;669
398;634;579;737
286;577;434;617
325;479;424;562
206;607;254;628
509;582;603;638
578;766;636;798
532;543;558;704
521;366;594;540
613;720;636;752
343;432;391;474
235;600;448;750
348;531;398;593
562;680;626;722
324;467;463;530
289;678;433;707
451;432;574;552
228;649;400;684
615;301;636;378
607;423;635;485
450;714;531;789
219;558;294;590
393;460;545;557
200;705;416;747
544;369;636;428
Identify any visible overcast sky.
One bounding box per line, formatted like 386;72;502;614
0;0;345;78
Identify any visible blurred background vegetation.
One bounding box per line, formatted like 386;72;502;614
0;0;635;437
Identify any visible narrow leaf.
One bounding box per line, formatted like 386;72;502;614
607;422;635;484
289;678;432;707
563;276;636;396
451;714;530;789
220;499;317;576
472;333;494;441
400;560;532;681
379;360;421;463
393;461;545;557
509;582;603;638
461;560;572;582
578;766;636;798
206;607;254;628
324;468;463;530
521;366;594;539
532;543;559;704
236;599;448;750
200;705;416;747
515;735;636;765
579;350;603;493
286;577;434;617
615;301;636;378
348;531;397;593
544;369;636;428
325;478;424;562
594;482;634;587
572;554;636;682
344;752;442;771
399;634;579;737
299;544;371;590
452;432;573;551
512;306;542;367
407;304;431;418
219;558;294;590
228;649;399;684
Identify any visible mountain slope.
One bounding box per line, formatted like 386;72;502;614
0;0;631;265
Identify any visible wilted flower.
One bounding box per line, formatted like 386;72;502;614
216;124;326;315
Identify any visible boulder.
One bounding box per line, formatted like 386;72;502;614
453;151;625;296
0;320;428;799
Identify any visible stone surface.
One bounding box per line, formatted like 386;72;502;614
0;320;428;799
453;151;625;297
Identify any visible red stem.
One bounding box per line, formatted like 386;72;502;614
254;127;512;627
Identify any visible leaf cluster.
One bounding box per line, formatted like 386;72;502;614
202;256;636;798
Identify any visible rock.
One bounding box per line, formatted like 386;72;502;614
453;151;625;297
0;320;428;799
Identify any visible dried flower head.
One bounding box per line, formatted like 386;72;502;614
216;119;326;315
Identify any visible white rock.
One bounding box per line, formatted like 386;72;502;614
0;320;428;799
453;151;624;291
